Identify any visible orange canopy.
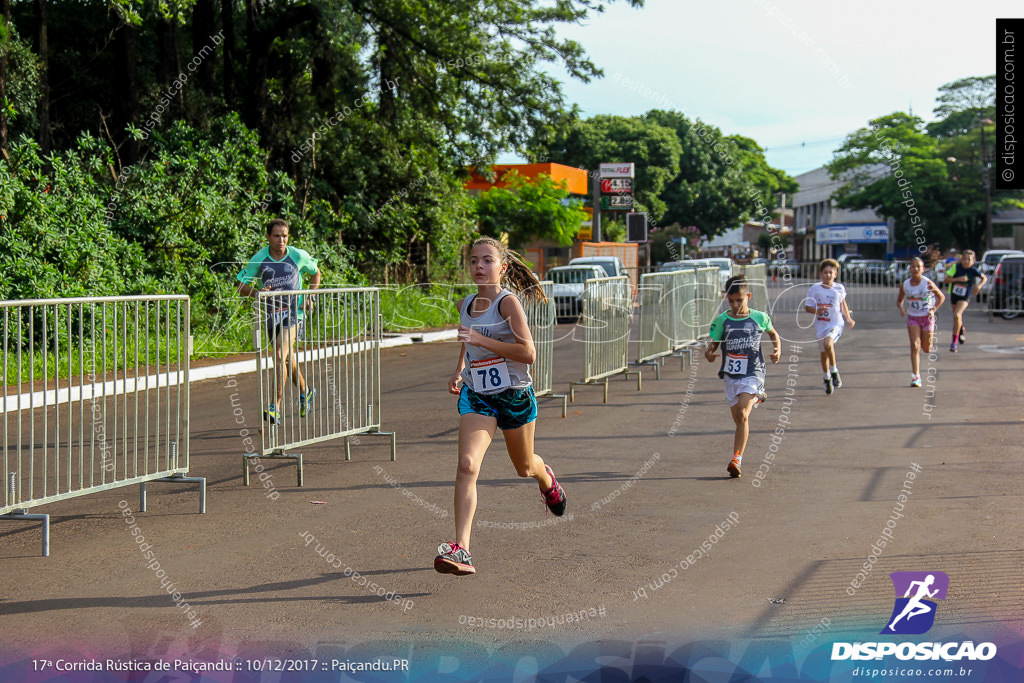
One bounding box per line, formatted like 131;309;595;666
464;163;589;195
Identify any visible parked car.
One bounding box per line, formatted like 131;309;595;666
837;254;865;278
703;257;735;290
547;265;606;320
836;252;862;268
979;249;1024;276
852;259;890;285
768;257;798;277
568;255;627;279
976;253;1019;302
886;261;911;286
991;255;1024;319
658;259;708;273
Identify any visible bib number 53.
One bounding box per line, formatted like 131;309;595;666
725;353;748;375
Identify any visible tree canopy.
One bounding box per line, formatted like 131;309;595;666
828;76;1022;253
474;171;588;250
530;109;795;241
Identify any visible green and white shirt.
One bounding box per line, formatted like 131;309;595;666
237;246;319;321
708;309;773;381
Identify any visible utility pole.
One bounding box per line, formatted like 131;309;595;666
591;168;602;242
980;117;994;251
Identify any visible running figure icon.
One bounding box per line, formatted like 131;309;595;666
887;574;939;632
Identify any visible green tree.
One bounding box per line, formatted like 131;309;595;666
927;75;995;139
644;110;796;238
530;113;681;222
828;112;948;249
829;76;1022;253
474;170;588;250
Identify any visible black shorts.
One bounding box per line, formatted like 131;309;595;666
266;315;305;343
950;294;970;306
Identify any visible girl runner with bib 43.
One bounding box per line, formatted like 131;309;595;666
434;237;567;576
897;257;946;387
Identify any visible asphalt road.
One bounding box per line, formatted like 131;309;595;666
1;304;1022;680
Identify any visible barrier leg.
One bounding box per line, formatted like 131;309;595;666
141;476;207;513
0;511;50;557
554;392;569;418
349;430;398;462
151;474;208;514
630;359;660;379
243;450;304;488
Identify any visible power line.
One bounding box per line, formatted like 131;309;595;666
764;136;847;153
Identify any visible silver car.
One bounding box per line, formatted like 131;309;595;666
547;265;606;320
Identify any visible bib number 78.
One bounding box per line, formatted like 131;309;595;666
469;357;512;392
476;366;505;388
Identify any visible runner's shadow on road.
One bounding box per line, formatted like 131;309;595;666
0;570;433;615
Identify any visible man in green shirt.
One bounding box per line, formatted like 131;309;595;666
237;219;321;423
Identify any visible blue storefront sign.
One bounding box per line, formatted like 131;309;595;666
815;222;888;244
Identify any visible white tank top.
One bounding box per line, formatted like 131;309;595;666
902;277;935;317
459;290;532;394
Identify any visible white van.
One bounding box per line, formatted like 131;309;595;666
568;255;627;278
703;257;734;290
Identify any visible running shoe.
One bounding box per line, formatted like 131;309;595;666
434;542;475;575
299;387;317;417
727;458;742;478
756;390;767;405
959;326;966;344
910;375;922;388
949;342;958;353
824;377;833;395
263;404;280;424
541;464;566;516
831;371;842;389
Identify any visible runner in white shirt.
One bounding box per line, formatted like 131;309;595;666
803;259;855;394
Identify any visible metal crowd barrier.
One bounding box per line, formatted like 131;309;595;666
742;264;769;313
569;276;640;402
522;282;567;417
1;295;206;556
985;278;1024;319
245;287;395;487
695;267;722;337
764;261;903;314
634;271;701;378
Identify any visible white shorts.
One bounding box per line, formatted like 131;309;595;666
816;325;843;351
723;376;764;407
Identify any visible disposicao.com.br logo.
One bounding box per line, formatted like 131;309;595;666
831;571;997;663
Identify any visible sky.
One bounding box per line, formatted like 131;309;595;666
522;0;1014;178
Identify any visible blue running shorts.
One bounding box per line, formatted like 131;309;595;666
458;385;537;430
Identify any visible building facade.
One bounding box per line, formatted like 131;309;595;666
792;166;894;261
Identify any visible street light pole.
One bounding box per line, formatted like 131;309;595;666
980;117;994;252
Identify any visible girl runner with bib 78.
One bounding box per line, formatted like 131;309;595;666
434;237;567;576
897;257;946;388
